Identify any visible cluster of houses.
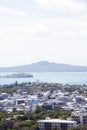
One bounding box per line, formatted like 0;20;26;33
0;84;87;130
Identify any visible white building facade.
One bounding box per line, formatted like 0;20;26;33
38;119;77;130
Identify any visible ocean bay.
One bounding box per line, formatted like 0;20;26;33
0;72;87;85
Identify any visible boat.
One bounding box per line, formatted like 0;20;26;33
1;73;33;78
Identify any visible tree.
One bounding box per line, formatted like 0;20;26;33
52;126;57;130
68;125;87;130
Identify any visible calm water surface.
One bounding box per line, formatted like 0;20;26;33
0;72;87;85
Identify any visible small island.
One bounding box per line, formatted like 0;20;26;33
1;73;33;78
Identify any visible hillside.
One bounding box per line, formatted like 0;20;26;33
0;61;87;72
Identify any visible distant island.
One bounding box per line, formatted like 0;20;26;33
1;73;33;78
0;61;87;72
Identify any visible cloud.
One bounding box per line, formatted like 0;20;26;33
2;13;87;41
0;14;87;66
0;5;24;16
14;0;25;2
34;0;87;13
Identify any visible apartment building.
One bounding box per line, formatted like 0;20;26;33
71;110;87;125
38;118;77;130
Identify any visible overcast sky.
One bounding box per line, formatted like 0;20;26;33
0;0;87;67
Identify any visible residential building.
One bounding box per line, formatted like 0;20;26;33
71;110;87;125
38;118;77;130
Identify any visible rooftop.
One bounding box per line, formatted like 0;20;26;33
38;119;77;124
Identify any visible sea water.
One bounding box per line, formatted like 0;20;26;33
0;72;87;85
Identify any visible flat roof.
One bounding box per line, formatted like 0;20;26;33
38;119;77;124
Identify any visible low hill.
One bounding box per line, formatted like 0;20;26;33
0;61;87;72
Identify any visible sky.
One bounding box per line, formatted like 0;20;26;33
0;0;87;67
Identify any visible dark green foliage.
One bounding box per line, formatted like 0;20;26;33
69;125;87;130
52;125;57;130
0;111;7;120
0;120;13;130
16;115;28;121
0;106;72;130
